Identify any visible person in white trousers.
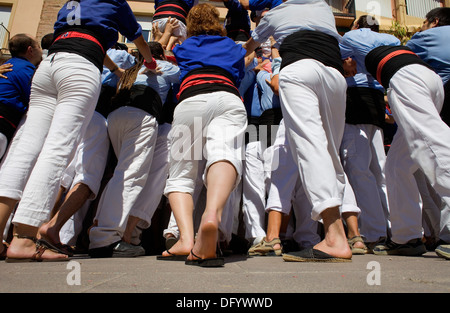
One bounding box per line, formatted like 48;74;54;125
339;16;394;251
349;18;449;257
0;0;157;262
37;110;110;256
89;42;180;258
244;0;352;262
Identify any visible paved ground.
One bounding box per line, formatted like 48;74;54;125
1;251;449;295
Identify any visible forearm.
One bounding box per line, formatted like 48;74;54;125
133;35;154;62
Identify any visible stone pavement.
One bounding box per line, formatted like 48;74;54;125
1;251;449;295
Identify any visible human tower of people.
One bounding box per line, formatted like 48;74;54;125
0;0;449;267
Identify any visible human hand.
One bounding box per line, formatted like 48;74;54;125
152;23;163;41
0;63;13;78
164;17;180;36
265;74;279;96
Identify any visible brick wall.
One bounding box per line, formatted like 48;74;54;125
36;0;66;42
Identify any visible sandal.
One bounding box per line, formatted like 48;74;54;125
5;235;69;263
248;237;282;256
348;236;368;255
37;238;74;257
156;249;188;261
185;249;224;267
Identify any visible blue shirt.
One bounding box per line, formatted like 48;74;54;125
155;0;197;9
102;48;136;87
256;69;280;112
249;0;282;11
0;57;35;114
340;28;400;90
173;35;246;87
54;0;142;50
134;60;181;104
406;25;450;85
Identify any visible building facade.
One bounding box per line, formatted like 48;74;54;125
0;0;448;54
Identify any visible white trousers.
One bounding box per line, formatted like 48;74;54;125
164;91;247;195
0;132;7;160
278;59;347;221
0;52;101;227
163;157;241;244
89;107;170;249
153;18;187;42
241;140;272;241
266;120;360;247
340;123;390;242
386;64;448;244
59;111;110;245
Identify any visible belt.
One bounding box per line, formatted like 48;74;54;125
53;31;105;54
376;50;416;85
177;73;241;100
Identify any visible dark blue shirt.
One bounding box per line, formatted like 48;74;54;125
173;35;246;87
249;0;282;11
53;0;142;50
0;57;35;114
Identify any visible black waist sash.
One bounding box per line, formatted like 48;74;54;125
111;85;164;124
153;0;190;25
345;87;386;128
177;66;241;103
279;30;344;76
365;45;433;89
0;104;23;143
440;80;450;126
49;27;106;72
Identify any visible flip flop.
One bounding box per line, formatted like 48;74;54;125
282;248;352;263
185;249;224;267
5;236;69;263
37;239;74;257
156;249;188;261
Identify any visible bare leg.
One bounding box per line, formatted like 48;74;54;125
122;215;140;244
265;210;283;250
313;206;352;259
162;192;195;256
0;197;18;255
38;183;92;245
342;212;365;250
50;186;66;218
188;161;237;260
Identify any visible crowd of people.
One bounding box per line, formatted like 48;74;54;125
0;0;449;267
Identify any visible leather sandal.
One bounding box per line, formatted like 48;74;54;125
5;235;69;263
348;236;368;255
248;237;282;256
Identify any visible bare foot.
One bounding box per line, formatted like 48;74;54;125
314;207;352;259
38;221;60;245
161;237;193;257
188;214;219;261
6;236;68;261
314;236;352;259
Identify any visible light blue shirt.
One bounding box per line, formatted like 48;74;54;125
340;28;400;91
102;48;136;87
257;70;280;112
251;0;341;48
406;25;450;85
134;60;180;104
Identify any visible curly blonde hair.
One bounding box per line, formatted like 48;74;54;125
186;3;226;37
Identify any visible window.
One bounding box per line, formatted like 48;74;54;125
355;0;393;18
406;0;441;18
123;15;153;43
0;5;11;50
